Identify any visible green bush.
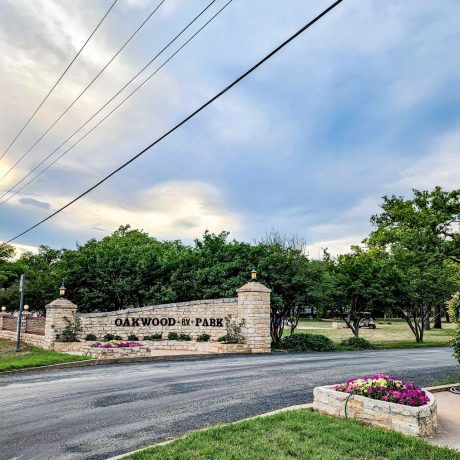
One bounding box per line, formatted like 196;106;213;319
168;332;178;340
103;334;122;341
85;334;97;341
197;333;211;342
340;336;374;349
218;335;229;342
280;333;334;352
143;333;162;341
177;333;191;341
127;334;139;341
58;316;82;342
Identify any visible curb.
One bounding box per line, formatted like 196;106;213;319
426;383;460;393
107;403;314;460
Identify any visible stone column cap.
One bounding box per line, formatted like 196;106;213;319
236;281;271;293
46;298;78;310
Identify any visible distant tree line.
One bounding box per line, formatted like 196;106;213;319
1;186;459;346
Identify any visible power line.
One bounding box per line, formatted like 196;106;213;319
5;0;344;244
0;0;165;182
0;0;221;206
0;0;118;162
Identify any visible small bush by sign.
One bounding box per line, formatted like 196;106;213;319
85;334;97;341
340;337;374;349
334;373;429;407
143;333;162;340
218;315;245;343
57;316;83;342
196;333;210;342
168;332;178;340
177;333;191;341
103;334;122;341
127;334;139;341
280;333;334;352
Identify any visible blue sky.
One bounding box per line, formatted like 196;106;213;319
0;0;459;256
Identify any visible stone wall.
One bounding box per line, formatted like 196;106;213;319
77;298;238;342
44;281;272;354
0;313;46;347
313;385;438;437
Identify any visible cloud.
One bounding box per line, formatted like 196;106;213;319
391;127;460;191
7;180;241;242
18;197;50;209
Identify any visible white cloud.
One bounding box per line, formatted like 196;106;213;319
391;127;460;190
7;180;241;241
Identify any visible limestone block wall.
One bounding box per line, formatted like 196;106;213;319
77;298;239;341
313;385;438;437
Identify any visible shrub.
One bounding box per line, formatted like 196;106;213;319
59;316;82;342
103;334;122;341
197;333;211;342
218;335;229;342
168;332;178;340
222;315;245;343
143;333;162;340
127;334;139;341
177;333;191;341
280;333;334;352
85;334;97;341
340;336;374;350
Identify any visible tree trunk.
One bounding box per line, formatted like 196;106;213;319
423;306;431;331
446;310;451;323
433;304;442;329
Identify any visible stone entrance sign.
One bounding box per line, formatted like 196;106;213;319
38;281;271;354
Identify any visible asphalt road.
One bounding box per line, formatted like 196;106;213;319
0;347;458;460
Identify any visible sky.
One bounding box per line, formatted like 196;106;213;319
0;0;459;257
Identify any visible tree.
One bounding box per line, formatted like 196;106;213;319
329;246;390;337
369;187;460;330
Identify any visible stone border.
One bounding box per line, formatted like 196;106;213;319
313;385;438;437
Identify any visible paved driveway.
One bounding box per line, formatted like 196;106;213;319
0;347;457;460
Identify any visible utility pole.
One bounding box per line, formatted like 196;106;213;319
15;273;25;352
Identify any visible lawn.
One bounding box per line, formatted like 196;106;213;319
0;339;89;372
293;318;454;349
122;409;460;460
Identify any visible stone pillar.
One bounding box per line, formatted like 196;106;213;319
44;298;78;349
236;282;271;353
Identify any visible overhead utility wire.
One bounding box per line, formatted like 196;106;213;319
0;0;165;182
0;0;118;162
5;0;344;243
0;0;220;205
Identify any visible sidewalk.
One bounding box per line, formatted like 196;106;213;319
429;389;460;450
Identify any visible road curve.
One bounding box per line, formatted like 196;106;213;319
0;347;457;460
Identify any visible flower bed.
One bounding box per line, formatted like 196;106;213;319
91;341;143;349
334;373;429;407
313;375;437;437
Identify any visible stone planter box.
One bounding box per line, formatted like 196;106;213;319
313;385;437;437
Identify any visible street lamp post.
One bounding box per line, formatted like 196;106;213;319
15;274;25;352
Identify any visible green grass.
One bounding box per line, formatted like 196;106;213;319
430;374;460;386
0;339;89;372
293;318;454;350
122;409;460;460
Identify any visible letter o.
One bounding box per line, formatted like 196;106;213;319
160;318;168;326
115;318;122;326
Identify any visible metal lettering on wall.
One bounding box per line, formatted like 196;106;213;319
114;317;224;327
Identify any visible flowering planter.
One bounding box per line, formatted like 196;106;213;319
313;385;437;437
